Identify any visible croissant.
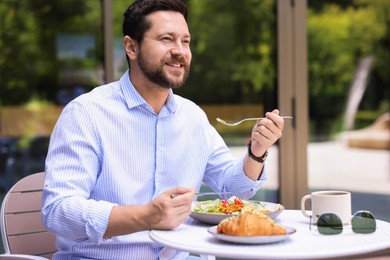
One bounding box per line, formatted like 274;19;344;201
217;205;286;236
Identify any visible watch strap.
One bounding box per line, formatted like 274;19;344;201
247;140;268;163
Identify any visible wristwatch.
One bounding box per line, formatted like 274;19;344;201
247;140;269;163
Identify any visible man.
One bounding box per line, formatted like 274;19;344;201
42;0;286;259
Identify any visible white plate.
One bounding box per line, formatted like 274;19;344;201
207;225;296;244
190;201;284;225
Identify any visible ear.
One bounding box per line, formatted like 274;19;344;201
124;35;138;60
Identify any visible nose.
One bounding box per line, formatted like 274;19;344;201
170;41;186;56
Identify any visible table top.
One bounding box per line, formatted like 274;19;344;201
149;210;390;259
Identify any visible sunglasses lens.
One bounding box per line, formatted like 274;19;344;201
352;210;376;234
317;213;343;235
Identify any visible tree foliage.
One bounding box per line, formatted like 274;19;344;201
175;0;276;105
0;0;102;105
308;0;389;120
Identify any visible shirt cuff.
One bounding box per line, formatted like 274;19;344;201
86;200;116;243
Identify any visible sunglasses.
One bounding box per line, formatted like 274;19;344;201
310;210;376;235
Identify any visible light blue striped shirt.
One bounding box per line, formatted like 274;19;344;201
42;71;267;259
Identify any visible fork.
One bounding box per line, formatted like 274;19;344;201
170;192;232;198
216;116;293;126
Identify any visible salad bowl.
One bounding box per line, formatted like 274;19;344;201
190;197;284;225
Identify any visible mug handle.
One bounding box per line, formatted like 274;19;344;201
301;194;312;218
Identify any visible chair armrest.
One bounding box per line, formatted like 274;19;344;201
0;254;49;260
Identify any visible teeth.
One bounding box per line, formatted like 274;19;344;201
169;63;181;67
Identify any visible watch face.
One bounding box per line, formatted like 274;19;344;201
262;151;269;161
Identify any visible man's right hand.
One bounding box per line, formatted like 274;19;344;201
146;187;195;230
104;187;195;238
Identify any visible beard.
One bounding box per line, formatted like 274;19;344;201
137;51;190;89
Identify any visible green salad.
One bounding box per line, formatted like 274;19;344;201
192;196;266;214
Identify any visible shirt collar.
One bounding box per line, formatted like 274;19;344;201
119;70;177;114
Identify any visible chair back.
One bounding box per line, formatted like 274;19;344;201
0;172;56;259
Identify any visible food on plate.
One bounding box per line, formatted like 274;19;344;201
217;205;287;236
192;196;276;215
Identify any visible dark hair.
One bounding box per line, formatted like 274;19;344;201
123;0;188;44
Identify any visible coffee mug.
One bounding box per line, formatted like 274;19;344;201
301;190;352;225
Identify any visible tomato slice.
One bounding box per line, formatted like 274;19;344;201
221;200;229;207
234;198;244;206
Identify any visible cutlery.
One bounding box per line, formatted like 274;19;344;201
216;116;293;126
170;192;232;198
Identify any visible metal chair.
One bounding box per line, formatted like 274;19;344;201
0;172;56;259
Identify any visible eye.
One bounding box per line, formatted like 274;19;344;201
161;37;173;42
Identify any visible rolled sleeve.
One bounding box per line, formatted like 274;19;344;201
86;201;116;243
223;156;268;200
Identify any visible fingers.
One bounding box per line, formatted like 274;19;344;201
253;120;282;140
168;188;195;216
148;188;194;230
167;187;195;201
250;110;285;150
264;110;284;129
257;119;283;139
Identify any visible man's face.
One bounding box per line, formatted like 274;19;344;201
137;11;192;89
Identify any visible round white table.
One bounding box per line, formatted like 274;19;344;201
149;210;390;259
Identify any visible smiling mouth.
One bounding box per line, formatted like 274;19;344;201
166;63;183;68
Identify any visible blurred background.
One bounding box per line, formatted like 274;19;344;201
0;0;389;253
